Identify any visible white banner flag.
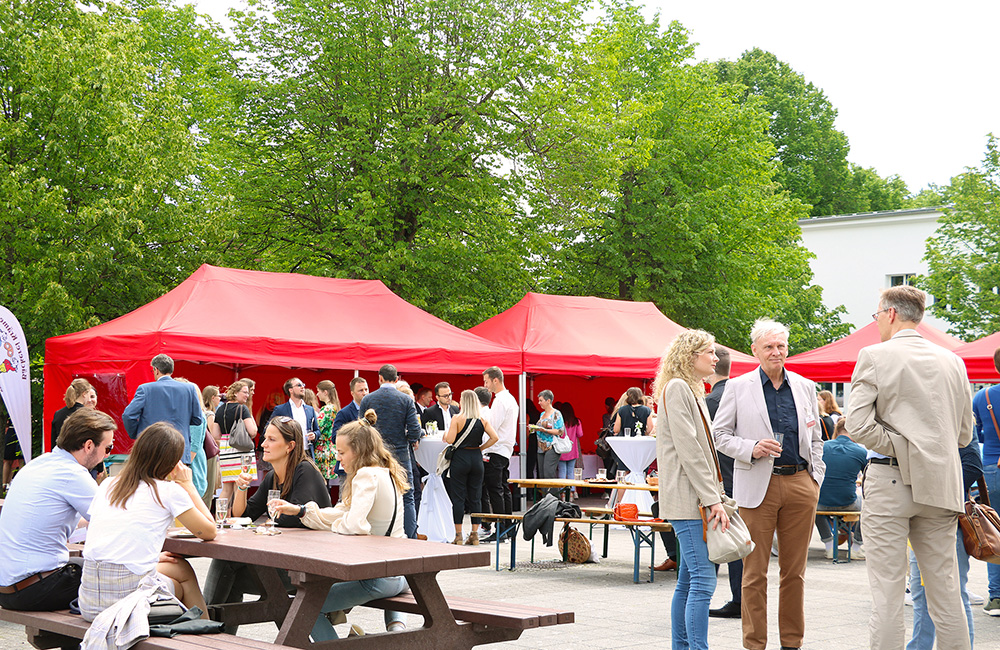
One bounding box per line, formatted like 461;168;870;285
0;305;31;462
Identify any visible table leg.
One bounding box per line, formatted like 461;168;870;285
275;572;336;648
210;565;293;631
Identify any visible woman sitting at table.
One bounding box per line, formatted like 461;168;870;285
80;423;216;621
203;417;331;608
271;409;410;640
653;330;729;650
443;389;499;545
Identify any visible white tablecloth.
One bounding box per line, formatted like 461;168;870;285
606;436;657;512
412;438;454;543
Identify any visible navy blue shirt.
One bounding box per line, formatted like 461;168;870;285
759;368;806;467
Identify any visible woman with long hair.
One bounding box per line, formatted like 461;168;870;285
818;390;842;422
614;387;655;436
442;390;498;545
270;410;411;639
315;380;341;480
212;380;259;506
80;423;216;621
652;330;729;650
50;378;93;450
201;385;221;505
204;417;331;608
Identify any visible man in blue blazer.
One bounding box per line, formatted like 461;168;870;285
122;354;203;464
268;377;318;456
332;377;369;437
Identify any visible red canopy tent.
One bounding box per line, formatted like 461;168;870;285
469;293;757;462
785;321;964;383
954;332;1000;382
44;265;521;452
469;292;757;378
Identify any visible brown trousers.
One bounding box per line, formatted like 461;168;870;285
740;469;819;650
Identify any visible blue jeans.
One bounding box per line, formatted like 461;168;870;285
907;529;972;650
310;576;408;641
557;459;576;480
669;519;716;650
814;496;862;543
985;464;1000;600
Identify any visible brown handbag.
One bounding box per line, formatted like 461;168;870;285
959;477;1000;564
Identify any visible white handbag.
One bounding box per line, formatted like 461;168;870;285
551;433;573;454
696;402;755;564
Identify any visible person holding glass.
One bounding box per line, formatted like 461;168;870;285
531;390;566;482
213;380;259;507
652;330;729;650
203;417;330;612
269;409;410;639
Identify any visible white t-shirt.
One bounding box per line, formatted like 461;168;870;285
486;389;518;458
84;478;194;575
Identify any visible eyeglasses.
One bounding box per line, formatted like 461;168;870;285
871;308;891;321
293;383;305;388
439;392;452;399
104;444;114;454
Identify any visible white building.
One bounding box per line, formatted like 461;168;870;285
797;206;951;332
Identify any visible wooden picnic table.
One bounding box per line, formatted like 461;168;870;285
163;527;520;650
509;477;658;504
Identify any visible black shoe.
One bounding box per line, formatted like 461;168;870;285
480;532;498;543
708;601;741;618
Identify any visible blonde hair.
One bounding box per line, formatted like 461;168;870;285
316;380;341;410
336;410;410;508
458;389;481;419
652;330;716;400
64;378;93;408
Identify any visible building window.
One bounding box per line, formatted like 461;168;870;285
888;274;916;287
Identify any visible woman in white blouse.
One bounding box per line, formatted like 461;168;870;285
270;409;408;640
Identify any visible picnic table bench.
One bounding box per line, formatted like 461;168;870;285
816;509;862;562
474;512;672;584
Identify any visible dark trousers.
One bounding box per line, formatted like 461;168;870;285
715;558;744;603
0;559;82;611
448;449;484;525
650;501;678;560
409;447;425;514
390;445;418;538
483;453;512;515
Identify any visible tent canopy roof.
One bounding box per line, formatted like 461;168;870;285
954;331;1000;382
469;292;757;377
786;321;963;383
46;265;521;374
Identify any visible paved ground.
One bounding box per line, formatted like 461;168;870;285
3;497;998;649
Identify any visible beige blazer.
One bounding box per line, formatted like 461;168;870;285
656;378;724;520
713;367;825;509
845;329;973;513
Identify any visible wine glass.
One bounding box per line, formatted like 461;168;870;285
266;489;280;532
215;497;229;529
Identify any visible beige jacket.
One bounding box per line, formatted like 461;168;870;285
845;329;973;513
712;367;825;509
656;378;724;520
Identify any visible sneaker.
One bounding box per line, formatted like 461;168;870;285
984;598;1000;616
824;541;834;560
850;545;865;560
967;589;984;606
480;531;498;543
348;624;365;637
386;621;406;632
905;588;913;607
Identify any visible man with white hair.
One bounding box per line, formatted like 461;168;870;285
713;319;825;650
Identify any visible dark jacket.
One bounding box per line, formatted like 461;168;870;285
521;494;582;546
420;403;459;430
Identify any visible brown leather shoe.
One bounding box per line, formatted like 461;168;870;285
415;534;427;541
653;558;677;571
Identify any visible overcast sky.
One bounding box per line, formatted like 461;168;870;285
193;0;999;192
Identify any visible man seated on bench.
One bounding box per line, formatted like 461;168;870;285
814;418;867;559
0;410;116;610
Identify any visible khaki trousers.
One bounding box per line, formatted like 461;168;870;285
740;469;819;650
861;463;969;650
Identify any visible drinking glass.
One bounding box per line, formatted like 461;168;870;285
623;427;632;438
266;489;281;531
773;432;784;454
241;454;254;475
616;470;627;484
573;468;583;481
215;497;229;529
596;468;607;480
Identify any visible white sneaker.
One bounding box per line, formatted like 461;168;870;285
850;544;865;560
824;542;834;560
967;589;984;605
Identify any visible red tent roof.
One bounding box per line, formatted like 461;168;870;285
954;332;1000;382
469;292;757;378
785;321;964;383
45;265;521;374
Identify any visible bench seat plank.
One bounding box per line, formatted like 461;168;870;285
367;593;574;629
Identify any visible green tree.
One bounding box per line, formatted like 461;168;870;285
223;0;601;327
841;164;909;213
922;136;1000;339
549;7;848;352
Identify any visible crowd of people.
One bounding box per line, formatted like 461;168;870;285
2;283;999;650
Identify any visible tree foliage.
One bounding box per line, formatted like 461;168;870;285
547;7;848;352
922;135;1000;339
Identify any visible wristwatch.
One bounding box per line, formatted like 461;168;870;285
297;504;307;518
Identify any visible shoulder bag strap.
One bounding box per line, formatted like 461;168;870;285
695;395;724;485
453;418;476;449
385;471;398;536
986;388;1000;444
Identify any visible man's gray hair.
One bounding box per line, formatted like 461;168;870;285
880;285;925;324
750;318;790;345
151;353;174;375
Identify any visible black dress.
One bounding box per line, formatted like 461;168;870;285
447;419;486;526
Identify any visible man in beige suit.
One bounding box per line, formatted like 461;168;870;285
846;285;973;650
714;319;824;650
